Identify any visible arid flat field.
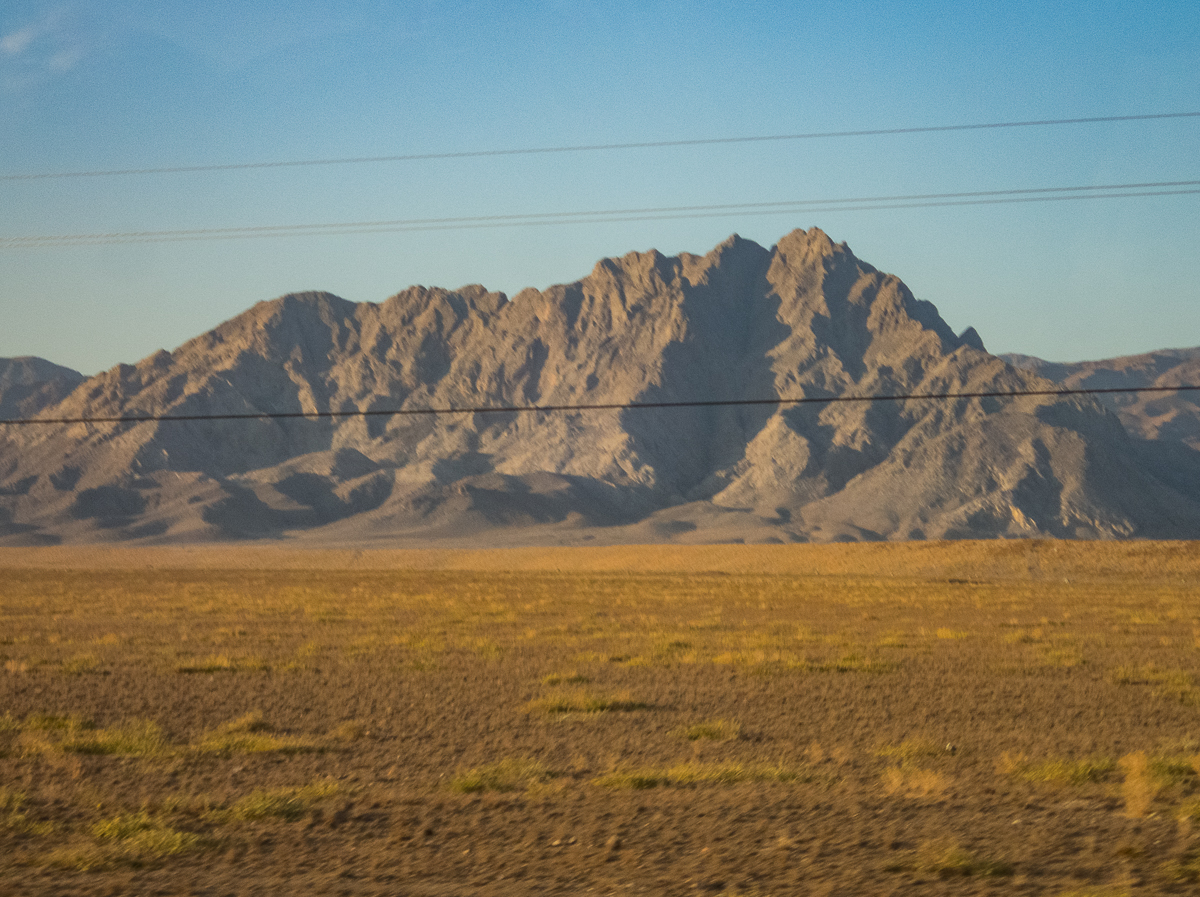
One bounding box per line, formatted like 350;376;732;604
2;541;1200;896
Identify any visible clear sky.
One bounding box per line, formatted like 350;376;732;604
2;0;1197;375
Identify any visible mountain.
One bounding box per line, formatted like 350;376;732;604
1002;348;1200;452
0;357;85;422
3;228;1200;545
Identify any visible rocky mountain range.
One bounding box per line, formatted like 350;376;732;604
3;227;1199;545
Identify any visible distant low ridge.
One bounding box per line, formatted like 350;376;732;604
0;357;85;423
3;228;1199;545
1002;348;1200;452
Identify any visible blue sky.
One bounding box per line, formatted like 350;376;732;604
1;0;1197;374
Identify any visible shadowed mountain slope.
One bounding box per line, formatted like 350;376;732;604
1003;348;1200;452
0;357;85;422
3;228;1199;545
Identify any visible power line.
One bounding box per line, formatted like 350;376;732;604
3;112;1197;182
3;384;1198;427
4;181;1198;248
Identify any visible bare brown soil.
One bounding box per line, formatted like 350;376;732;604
2;541;1200;896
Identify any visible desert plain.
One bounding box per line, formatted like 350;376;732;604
2;540;1200;896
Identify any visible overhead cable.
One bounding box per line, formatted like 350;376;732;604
2;384;1198;427
2;112;1197;182
3;180;1198;248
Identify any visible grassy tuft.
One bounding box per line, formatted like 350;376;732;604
1108;665;1199;703
195;713;321;755
0;787;24;812
667;761;800;785
935;628;972;640
449;758;557;793
60;719;168;756
91;811;160;841
13;716;168;757
881;766;950;799
887;840;1012;877
226;782;339;822
594;769;670;790
23;713;92;732
61;654;107;675
596;761;803;790
1002;753;1116;788
541;671;590;686
1;788;54;836
527;689;647;715
1178;797;1200;824
176;654;269;674
328;720;368;742
1147;753;1200;789
45;812;203;871
672;719;741;742
1164;851;1200;883
916;842;1012;877
808;653;893;673
1119;751;1154;818
875;737;954;763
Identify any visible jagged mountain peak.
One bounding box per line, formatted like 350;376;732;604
773;226;849;264
708;232;770;261
957;326;987;352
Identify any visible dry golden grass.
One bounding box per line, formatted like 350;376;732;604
671;719;742;742
223;782;339;822
885;839;1013;877
449;758;557;794
1119;751;1153;818
874;737;954;763
37;809;208;872
2;715;168;758
540;671;590;686
881;766;952;800
526;689;648;715
195;712;323;756
595;761;806;790
2;540;1199;896
3;539;1198;578
1000;753;1117;788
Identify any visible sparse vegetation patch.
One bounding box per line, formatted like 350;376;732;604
449;758;557;794
8;715;168;757
596;761;805;789
1108;665;1200;703
527;689;647;715
225;782;339;822
43;812;205;871
885;840;1013;877
1002;753;1117;788
195;713;321;755
874;737;954;763
176;654;269;674
672;719;741;742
